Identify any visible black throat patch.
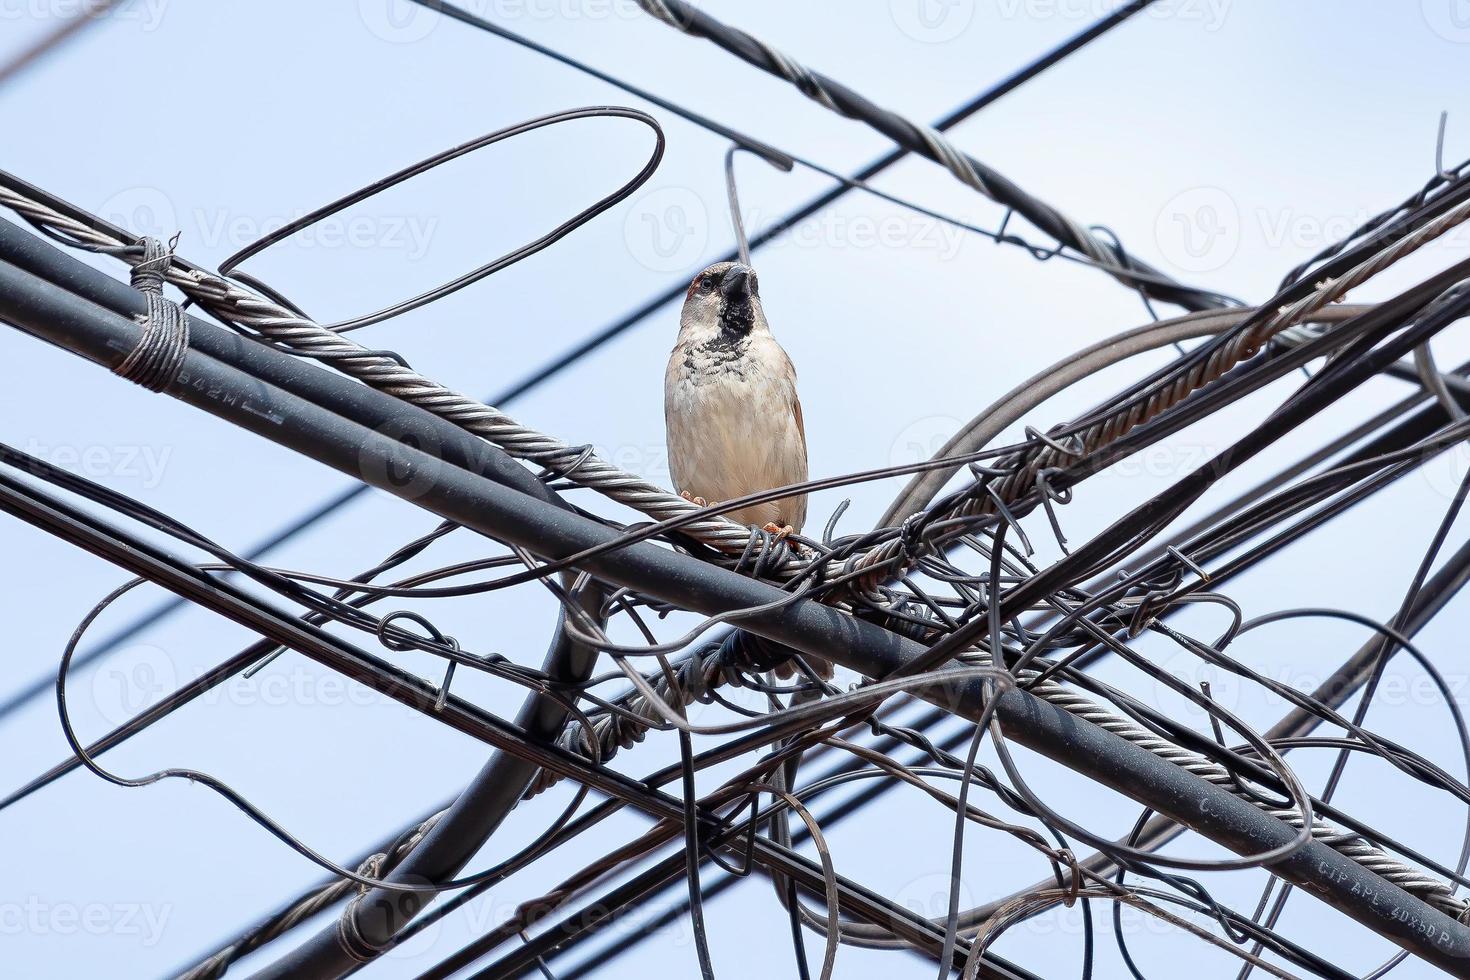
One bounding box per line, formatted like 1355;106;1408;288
719;295;755;337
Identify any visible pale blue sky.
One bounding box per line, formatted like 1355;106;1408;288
2;2;1470;977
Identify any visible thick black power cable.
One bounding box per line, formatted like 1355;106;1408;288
0;10;1133;727
898;260;1470;686
1;21;1168;971
0;458;1031;975
4;260;1469;973
548;367;1469;960
5;7;1464;975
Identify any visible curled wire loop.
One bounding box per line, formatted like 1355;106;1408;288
216;106;667;333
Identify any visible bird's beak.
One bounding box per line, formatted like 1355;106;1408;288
719;264;755;302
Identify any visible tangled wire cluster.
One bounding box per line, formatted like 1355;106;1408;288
5;4;1470;979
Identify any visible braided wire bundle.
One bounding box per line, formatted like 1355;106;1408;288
6;176;1467;605
841;193;1470;589
629;0;1244;313
524;629;791;798
176;811;443;980
9;171;1470;912
1026;674;1470;921
527;613;1470;924
0;182;799;566
5;77;1470;977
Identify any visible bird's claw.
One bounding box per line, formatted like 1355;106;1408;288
679;491;708;507
761;522;795;542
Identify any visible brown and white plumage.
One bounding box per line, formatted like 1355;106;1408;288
664;261;807;532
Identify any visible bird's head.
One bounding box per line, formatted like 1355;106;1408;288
679;261;765;341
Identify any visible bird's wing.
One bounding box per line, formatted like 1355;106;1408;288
792;388;807;459
779;344;807;461
780;350;809;532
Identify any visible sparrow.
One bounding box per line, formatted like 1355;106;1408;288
665;260;807;538
666;261;827;680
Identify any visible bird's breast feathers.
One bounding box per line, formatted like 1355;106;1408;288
665;334;807;529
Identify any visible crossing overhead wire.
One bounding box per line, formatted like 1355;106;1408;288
8;7;1470;980
626;0;1227;312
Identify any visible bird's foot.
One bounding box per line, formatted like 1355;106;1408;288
679;491;708;507
761;522;795;542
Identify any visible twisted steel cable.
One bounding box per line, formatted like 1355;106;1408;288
632;0;1226;312
8;175;1462;602
0;179;1403;594
523;630;778;797
1029;675;1469;919
527;629;1470;920
7;171;1470;969
0;183;797;568
176;811;444;980
846;195;1470;589
6;8;1470;976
